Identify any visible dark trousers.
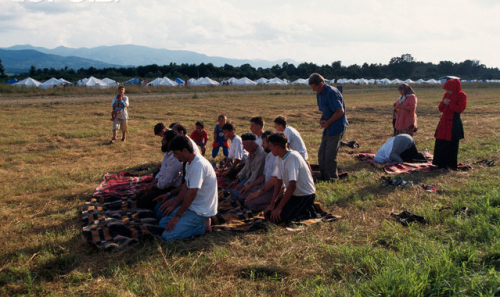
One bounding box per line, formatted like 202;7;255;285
265;193;316;224
433;139;459;169
318;132;343;179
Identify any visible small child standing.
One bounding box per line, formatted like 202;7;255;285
190;121;209;156
212;114;230;158
111;94;125;121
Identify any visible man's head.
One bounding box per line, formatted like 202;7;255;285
273;116;287;132
267;132;288;157
241;133;258;154
118;85;125;95
154;122;166;137
161;129;179;153
218;114;227;126
250;116;264;136
169;135;195;162
172;123;187;136
261;130;274;153
308;73;325;93
222;122;236;140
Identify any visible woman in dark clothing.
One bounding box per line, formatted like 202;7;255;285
432;79;467;169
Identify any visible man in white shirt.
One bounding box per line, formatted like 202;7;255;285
250;116;265;146
374;134;426;164
158;135;218;241
265;132;316;224
172;123;201;155
220;122;248;178
273;116;309;161
137;130;183;210
239;131;280;210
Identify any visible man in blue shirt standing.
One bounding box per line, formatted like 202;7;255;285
309;73;348;180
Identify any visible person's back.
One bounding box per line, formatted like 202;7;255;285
283;126;308;161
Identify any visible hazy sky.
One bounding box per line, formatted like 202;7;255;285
2;0;499;68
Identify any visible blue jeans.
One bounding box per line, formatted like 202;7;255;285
159;206;208;241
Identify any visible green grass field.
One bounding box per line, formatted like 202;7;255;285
0;84;499;296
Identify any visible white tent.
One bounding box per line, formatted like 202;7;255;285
59;78;72;85
13;77;41;87
267;77;287;85
102;78;117;87
415;79;425;84
391;79;403;84
255;78;269;85
39;77;63;89
292;78;309;85
193;77;220;86
234;77;257;86
84;76;109;88
404;79;415;84
149;77;178;86
424;79;441;84
161;77;179;86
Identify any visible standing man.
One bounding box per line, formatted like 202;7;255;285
309;73;348;180
111;86;129;143
158;135;218;241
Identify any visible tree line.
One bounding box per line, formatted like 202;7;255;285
2;54;499;83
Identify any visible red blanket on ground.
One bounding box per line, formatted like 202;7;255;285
82;172;164;250
355;153;446;174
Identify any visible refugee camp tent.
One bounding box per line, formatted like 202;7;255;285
175;78;185;85
255;78;269;85
234;77;257;86
84;77;109;88
124;78;140;85
13;77;41;87
267;77;287;85
187;78;198;86
424;79;441;84
39;77;63;89
102;78;117;87
4;78;18;84
292;78;309;85
193;77;220;86
58;78;72;85
439;76;460;83
404;79;415;84
162;77;178;86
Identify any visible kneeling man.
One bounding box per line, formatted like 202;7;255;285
158;135;218;241
265;132;316;224
374;134;426;164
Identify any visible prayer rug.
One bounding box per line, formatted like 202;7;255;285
82;172;164;250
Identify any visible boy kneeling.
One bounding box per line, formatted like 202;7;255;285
265;132;316;224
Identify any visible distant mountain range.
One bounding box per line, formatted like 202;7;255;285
0;44;296;74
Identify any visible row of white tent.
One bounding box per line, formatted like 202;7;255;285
10;76;500;89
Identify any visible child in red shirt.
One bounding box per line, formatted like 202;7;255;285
190;121;209;156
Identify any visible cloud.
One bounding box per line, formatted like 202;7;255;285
1;0;499;68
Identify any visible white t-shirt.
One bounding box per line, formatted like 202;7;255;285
374;137;395;164
256;135;263;146
277;150;315;196
228;135;248;162
264;152;279;183
284;126;308;161
156;152;183;189
111;96;129;120
185;154;218;217
187;136;201;155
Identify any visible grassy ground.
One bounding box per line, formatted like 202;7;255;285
0;84;499;296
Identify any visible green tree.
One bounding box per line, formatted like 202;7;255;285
0;59;5;77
